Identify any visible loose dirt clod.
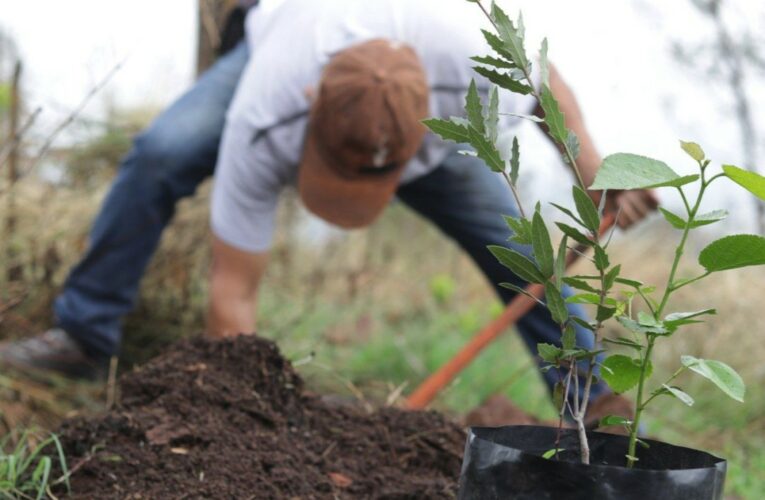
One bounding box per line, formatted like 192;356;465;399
60;335;465;499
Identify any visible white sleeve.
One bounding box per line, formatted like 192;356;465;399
211;118;283;253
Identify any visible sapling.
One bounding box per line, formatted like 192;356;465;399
425;0;765;468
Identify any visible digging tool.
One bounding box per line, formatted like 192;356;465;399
406;214;616;410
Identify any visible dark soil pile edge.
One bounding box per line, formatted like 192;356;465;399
60;335;466;499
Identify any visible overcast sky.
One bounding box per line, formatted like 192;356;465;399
2;0;764;230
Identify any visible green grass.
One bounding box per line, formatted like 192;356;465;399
0;430;69;500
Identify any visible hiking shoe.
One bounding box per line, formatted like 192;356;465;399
0;328;108;381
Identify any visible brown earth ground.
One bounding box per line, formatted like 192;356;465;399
59;335;467;499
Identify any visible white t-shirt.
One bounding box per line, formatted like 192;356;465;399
211;0;539;253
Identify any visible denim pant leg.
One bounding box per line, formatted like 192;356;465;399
54;42;250;358
396;149;608;402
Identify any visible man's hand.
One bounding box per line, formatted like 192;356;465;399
602;189;659;229
207;236;269;338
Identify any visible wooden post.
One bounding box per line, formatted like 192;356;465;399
196;0;241;75
5;60;22;281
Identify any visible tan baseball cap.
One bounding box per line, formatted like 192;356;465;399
298;38;430;229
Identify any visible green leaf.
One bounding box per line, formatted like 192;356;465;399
614;277;644;288
562;277;600;293
555;235;568;289
660;207;728;230
542;448;565;460
601;354;652;394
422;118;470;144
698;234;765;272
539;38;550;87
486;87;500;143
500;282;543;304
555;222;592;246
680;140;705;162
596;305;617;322
545;282;569;324
468;126;504;173
723;165;765;201
572;186;600;233
540;85;568;144
488;245;545;284
532;210;555;278
664;309;716;330
509;136;520;185
591;153;698;190
551;204;586;227
604;264;621;291
538;343;562;364
553;381;566;409
481;29;516;63
504;215;532;245
471;54;516;69
617;316;668;335
465;80;485;134
565;130;581;163
661;384;695;406
562;323;576;350
599;415;632;427
490;3;529;70
472;66;533;95
571;316;596;331
603;336;643;351
594;246;609;271
681;356;745;403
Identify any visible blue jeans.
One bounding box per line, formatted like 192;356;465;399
54;41;606;401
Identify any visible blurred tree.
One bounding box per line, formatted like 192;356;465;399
674;0;765;233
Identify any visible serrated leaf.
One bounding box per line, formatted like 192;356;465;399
662;384;695;406
545;282;569;324
509;136;520;185
681;356;745;402
680;140;705;162
722;165;765;201
698;234;765;272
562;277;600;293
468;126;504;173
532;210;555;279
540;85;568;144
591;153;698;190
490;3;529;70
504;215;533;245
472;66;533;95
539;38;550;87
465;80;484;134
555;222;593;246
602;355;652;394
481;29;515;63
486;87;499;143
538;343;562;364
471;54;516;69
659;208;687;230
488;245;545;284
422;118;470;144
572;186;600;233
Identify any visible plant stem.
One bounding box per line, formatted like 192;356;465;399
501;171;527;218
626;336;656;467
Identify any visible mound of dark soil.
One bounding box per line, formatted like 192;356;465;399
60;335;466;499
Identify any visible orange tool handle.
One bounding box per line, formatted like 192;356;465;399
405;214;616;410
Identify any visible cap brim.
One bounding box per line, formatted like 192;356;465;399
298;131;404;229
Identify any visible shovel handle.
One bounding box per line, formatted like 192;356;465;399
405;214;616;410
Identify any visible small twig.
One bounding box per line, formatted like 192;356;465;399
106;356;119;409
0;107;42;169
